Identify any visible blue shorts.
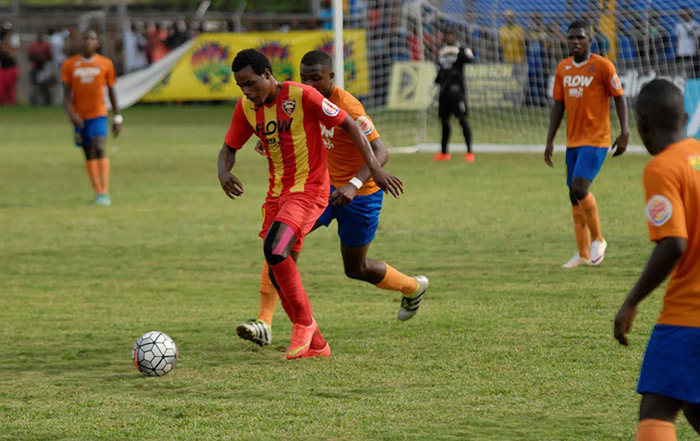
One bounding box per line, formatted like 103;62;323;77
74;116;107;148
316;187;383;247
565;146;608;186
637;324;700;403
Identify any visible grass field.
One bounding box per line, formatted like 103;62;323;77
0;105;687;441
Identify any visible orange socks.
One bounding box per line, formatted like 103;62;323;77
376;264;418;295
85;160;101;194
97;158;110;194
636;419;676;441
258;261;278;326
579;192;603;242
572;205;591;259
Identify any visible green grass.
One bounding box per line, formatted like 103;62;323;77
0;105;688;440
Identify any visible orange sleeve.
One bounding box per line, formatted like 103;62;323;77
643;161;688;241
61;59;72;84
552;63;564;101
604;59;624;97
341;93;381;142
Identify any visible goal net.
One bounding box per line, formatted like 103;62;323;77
344;0;699;149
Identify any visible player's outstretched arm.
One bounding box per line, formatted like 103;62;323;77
107;86;122;138
331;138;389;206
62;82;83;129
339;115;403;198
217;143;244;200
614;237;687;346
611;95;630;157
544;100;564;167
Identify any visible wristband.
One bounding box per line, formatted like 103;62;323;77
113;114;123;125
348;177;363;190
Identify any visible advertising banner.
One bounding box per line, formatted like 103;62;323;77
142;30;369;102
388;62;527;110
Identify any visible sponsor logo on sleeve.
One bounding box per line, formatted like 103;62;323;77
688;154;700;171
356;116;374;136
321;98;340;117
611;73;622;90
646;195;673;226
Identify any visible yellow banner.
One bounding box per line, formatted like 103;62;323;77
142;30;369;102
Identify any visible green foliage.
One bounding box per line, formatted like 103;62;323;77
0;105;691;440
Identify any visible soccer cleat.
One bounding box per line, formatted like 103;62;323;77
465;152;475;162
94;193;111;206
398;275;429;321
301;341;331;359
285;317;317;359
590;239;608;266
433;153;451;161
561;253;591;269
236;319;272;346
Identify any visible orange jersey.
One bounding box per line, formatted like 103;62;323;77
61;54;116;120
643;138;700;327
322;86;381;196
552;54;624;148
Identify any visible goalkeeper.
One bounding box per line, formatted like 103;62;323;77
434;28;475;162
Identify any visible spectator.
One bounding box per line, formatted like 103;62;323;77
675;8;700;78
499;9;525;64
648;11;669;71
0;21;20;105
49;27;69;105
526;13;549;106
28;32;54;106
123;22;148;73
147;22;169;63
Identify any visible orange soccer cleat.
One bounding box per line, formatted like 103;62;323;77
433;153;451;161
301;340;331;358
465;152;475;162
286;317;318;359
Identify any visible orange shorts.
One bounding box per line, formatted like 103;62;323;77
259;191;329;252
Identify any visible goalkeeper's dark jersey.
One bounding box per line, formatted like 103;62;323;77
435;44;473;96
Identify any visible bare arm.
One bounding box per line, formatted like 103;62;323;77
614;237;687;346
63;82;83;128
611;95;630;157
544;99;564;167
217;143;244;200
338;115;403;198
107;86;122;137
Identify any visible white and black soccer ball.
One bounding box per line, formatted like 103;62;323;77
132;331;178;377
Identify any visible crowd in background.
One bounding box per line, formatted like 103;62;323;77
1;2;699;107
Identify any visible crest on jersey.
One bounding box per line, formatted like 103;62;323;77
356;116;374;136
322;98;340;117
282;99;296;116
646;195;672;226
611;73;622;90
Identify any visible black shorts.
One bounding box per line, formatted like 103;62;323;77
438;94;468;119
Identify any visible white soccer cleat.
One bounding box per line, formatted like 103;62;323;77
236;319;271;346
561;253;591;269
398;275;429;321
590;239;608;266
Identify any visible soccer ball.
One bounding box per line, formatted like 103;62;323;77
132;331;178;377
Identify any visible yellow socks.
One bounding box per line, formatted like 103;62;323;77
636;419;676;441
85;160;101;194
97;158;110;194
579;192;603;242
572;205;591;259
376;264;418;295
257;261;278;326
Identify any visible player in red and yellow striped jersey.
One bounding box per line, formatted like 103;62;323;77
544;20;629;268
237;51;428;349
614;79;700;441
61;30;121;206
217;49;403;359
